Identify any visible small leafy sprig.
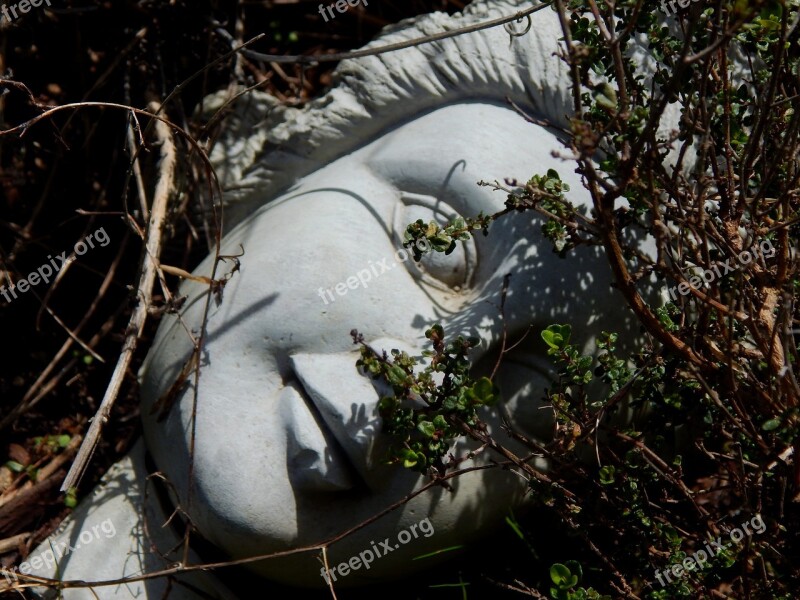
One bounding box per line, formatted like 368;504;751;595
401;169;589;261
497;170;580;253
402;214;492;261
351;326;498;473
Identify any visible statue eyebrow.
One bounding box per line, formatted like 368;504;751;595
438;160;468;202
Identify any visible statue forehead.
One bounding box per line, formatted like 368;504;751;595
366;102;566;174
260;102;575;225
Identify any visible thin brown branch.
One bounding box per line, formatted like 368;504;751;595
60;100;176;493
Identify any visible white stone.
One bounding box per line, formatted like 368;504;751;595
29;0;675;594
24;441;232;599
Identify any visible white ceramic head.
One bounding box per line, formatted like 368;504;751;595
139;0;663;587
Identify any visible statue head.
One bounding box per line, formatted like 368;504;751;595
139;0;661;587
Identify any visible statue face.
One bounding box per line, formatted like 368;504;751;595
140;102;633;586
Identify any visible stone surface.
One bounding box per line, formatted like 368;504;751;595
138;0;662;586
25;441;232;599
141;101;617;587
27;0;673;594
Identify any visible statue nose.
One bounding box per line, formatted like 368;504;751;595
290;350;386;487
280;381;357;492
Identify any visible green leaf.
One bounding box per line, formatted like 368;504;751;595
399;448;426;469
541;324;572;350
471;377;499;405
378;396;397;413
387;365;408;387
762;418;781;431
26;466;39;482
5;460;24;473
550;563;572;586
417;421;436;438
400;448;419;468
564;560;583;583
56;435;71;448
425;324;444;341
505;515;526;541
431;233;453;253
599;465;616;485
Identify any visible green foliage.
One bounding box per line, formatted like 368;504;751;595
5;460;24;473
598;465;615;485
352;326;498;472
497;169;579;254
357;0;800;596
64;487;78;509
403;214;492;261
541;324;572;352
403;168;584;261
34;434;72;451
549;561;611;600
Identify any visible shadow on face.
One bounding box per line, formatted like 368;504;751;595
139;102;655;587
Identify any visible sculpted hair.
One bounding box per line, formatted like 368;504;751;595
204;0;577;227
203;0;755;231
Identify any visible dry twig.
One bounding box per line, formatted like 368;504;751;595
60;100;176;492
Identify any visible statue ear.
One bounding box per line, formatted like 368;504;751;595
199;89;281;224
